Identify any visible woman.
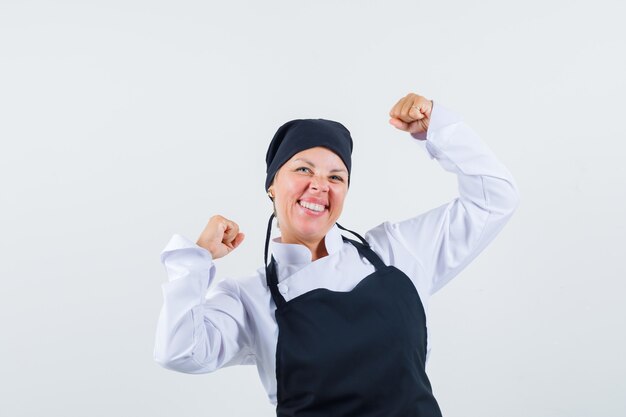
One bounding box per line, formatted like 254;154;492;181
154;92;520;416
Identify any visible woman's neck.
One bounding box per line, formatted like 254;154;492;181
279;233;328;261
310;240;329;261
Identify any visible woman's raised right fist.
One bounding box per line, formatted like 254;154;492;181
196;215;245;260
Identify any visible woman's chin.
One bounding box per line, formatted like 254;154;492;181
294;225;325;240
282;206;338;242
287;220;330;242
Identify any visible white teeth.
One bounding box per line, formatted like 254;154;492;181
299;200;325;212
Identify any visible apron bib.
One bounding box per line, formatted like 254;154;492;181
264;218;443;417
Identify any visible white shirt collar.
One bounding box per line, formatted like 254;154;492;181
269;223;344;265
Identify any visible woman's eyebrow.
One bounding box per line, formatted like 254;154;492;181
292;158;348;173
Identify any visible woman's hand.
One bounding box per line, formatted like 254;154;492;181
196;215;245;260
388;93;433;135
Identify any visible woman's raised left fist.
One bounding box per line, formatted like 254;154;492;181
389;93;433;135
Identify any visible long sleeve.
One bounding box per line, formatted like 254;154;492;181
153;234;255;373
377;101;520;295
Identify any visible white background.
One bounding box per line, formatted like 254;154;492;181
1;0;625;416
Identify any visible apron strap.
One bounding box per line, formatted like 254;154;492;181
264;213;287;308
336;222;368;246
336;222;386;270
267;255;286;308
341;235;386;271
264;212;275;272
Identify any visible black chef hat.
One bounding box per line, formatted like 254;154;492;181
265;118;353;193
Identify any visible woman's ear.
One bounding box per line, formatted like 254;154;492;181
269;188;279;227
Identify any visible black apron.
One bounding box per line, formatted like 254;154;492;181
264;215;443;417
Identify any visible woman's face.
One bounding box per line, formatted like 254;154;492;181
269;146;349;245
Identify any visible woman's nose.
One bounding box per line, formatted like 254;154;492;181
310;176;329;192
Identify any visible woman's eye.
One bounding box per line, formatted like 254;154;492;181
330;175;344;182
296;167;311;173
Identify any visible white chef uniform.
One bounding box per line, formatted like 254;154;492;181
153;102;520;405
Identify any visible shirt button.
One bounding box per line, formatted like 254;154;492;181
279;284;288;295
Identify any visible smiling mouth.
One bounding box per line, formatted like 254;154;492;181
298;200;327;212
